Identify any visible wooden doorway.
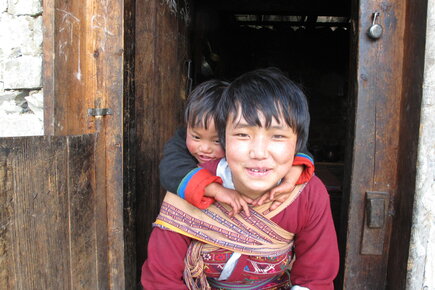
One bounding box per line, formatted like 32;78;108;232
1;0;423;289
135;0;426;289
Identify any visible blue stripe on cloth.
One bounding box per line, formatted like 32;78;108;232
295;152;314;164
176;167;202;199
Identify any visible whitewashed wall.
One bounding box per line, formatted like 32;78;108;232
0;0;43;137
406;0;435;289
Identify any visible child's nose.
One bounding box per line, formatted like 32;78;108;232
199;142;212;153
249;137;268;159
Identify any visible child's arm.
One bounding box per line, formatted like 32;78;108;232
205;183;253;216
160;128;249;215
160;127;219;209
159;127;198;193
252;146;315;210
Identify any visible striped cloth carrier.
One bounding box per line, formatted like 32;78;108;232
154;184;305;290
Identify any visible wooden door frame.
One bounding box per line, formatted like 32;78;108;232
341;0;427;288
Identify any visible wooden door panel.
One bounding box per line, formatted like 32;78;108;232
0;135;104;289
135;0;190;275
343;0;405;288
43;0;128;288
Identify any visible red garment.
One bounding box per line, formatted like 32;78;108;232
141;176;339;290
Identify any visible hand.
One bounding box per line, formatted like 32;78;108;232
252;181;296;210
251;165;303;210
214;188;253;217
205;183;253;216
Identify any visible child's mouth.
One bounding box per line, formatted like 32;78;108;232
198;155;214;162
246;167;271;176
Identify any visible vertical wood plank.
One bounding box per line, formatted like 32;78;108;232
42;0;127;287
343;0;406;288
122;0;138;288
135;0;189;279
67;135;99;289
387;1;427;288
0;136;101;289
93;0;127;285
0;137;71;289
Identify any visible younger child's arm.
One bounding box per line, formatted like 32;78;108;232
159;127;197;193
159;127;219;209
160;128;250;214
205;183;253;216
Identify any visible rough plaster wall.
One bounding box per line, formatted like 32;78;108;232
406;0;435;289
0;0;43;137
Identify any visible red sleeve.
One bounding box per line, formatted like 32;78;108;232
184;169;222;209
290;177;339;289
292;155;315;184
141;228;190;289
182;160;221;209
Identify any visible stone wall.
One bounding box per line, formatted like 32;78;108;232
0;0;43;137
406;0;435;289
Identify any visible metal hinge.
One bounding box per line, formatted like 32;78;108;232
88;108;113;117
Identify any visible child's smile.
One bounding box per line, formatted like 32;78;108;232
186;120;225;164
225;111;297;199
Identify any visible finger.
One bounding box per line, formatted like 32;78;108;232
240;200;250;217
268;189;278;200
269;200;283;211
228;201;239;217
233;201;241;215
242;196;254;204
274;182;296;195
251;197;260;206
256;193;271;206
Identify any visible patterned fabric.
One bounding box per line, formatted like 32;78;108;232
154;188;304;256
154;185;305;289
203;247;293;289
208;272;292;290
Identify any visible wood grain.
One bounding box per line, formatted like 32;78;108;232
134;0;188;279
343;0;406;288
0;135;101;289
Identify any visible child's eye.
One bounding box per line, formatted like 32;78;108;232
213;140;220;144
192;135;200;140
235;133;249;138
273;135;287;139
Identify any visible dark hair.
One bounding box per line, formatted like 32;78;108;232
184;80;229;130
216;67;310;152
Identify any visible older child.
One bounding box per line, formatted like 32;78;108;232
160;80;315;215
144;68;338;289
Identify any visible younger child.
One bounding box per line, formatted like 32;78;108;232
159;79;315;215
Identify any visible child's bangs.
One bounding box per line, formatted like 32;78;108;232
228;96;297;131
188;111;216;130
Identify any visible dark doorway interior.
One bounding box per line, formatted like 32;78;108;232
190;0;350;239
134;1;352;288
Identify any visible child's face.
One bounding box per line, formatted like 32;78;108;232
186;119;225;164
225;110;297;199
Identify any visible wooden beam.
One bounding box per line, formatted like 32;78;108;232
342;0;406;288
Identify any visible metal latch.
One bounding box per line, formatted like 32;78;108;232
361;191;389;255
88;108;113;117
